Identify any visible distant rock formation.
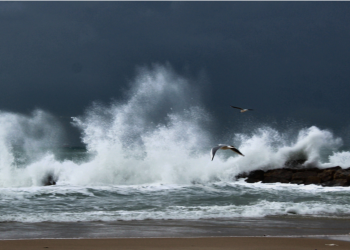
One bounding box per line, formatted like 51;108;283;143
237;166;350;187
42;174;57;186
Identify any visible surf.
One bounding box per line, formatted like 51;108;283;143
0;64;348;187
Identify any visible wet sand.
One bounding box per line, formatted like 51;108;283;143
1;217;350;250
2;237;350;250
2;217;350;240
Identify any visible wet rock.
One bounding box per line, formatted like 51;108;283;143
290;180;304;185
43;174;57;186
291;171;320;184
246;170;265;183
329;179;350;187
304;176;322;185
263;176;288;183
318;166;341;182
296;167;322;173
321;179;349;187
321;180;333;187
236;172;249;179
331;179;349;187
334;169;350;180
263;169;293;183
237;166;350;187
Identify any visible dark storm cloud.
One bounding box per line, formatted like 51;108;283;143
1;2;350;144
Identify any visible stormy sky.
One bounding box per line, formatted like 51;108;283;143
1;2;350;145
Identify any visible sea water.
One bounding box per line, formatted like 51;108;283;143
1;65;350;232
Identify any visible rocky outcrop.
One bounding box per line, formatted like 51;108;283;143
264;169;293;183
238;166;350;187
42;174;57;186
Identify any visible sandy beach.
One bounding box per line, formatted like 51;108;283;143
2;218;350;249
2;218;350;250
1;237;350;250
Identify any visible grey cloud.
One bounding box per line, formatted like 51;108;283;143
0;2;350;145
0;2;26;15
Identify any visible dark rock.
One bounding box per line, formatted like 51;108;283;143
291;169;322;185
321;181;333;187
304;176;321;185
290;180;304;185
334;169;350;180
238;166;350;187
318;166;341;182
263;176;290;183
265;169;293;179
326;166;342;171
332;179;350;187
318;171;333;182
43;174;57;186
262;169;293;183
321;179;350;187
246;170;265;183
291;171;318;182
297;167;322;173
236;172;249;179
329;179;350;187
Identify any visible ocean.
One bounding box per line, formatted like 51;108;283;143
1;66;350;239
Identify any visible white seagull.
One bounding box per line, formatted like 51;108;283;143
211;144;244;161
231;106;253;113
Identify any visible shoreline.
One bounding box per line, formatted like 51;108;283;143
1;217;350;241
2;217;350;249
1;234;349;241
1;237;350;250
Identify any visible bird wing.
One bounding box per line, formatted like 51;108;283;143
229;147;244;156
211;145;223;161
230;106;243;110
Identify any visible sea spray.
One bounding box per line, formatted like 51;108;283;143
67;65;346;185
69;64;216;185
36;123;349;186
0;110;64;187
0;112;16;186
1;67;350;226
229;126;343;174
0;65;349;187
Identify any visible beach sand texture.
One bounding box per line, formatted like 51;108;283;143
1;237;350;250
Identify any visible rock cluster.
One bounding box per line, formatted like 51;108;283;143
42;174;57;186
237;166;350;187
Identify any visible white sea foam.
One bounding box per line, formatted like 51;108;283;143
1;180;350;223
0;64;349;188
0;110;64;187
1;197;350;223
225;125;343;174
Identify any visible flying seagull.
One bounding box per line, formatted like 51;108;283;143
231;106;253;113
211;144;244;161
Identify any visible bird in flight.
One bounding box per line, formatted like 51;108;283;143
211;144;244;161
231;106;253;113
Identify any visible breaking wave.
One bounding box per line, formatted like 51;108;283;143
0;64;349;187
